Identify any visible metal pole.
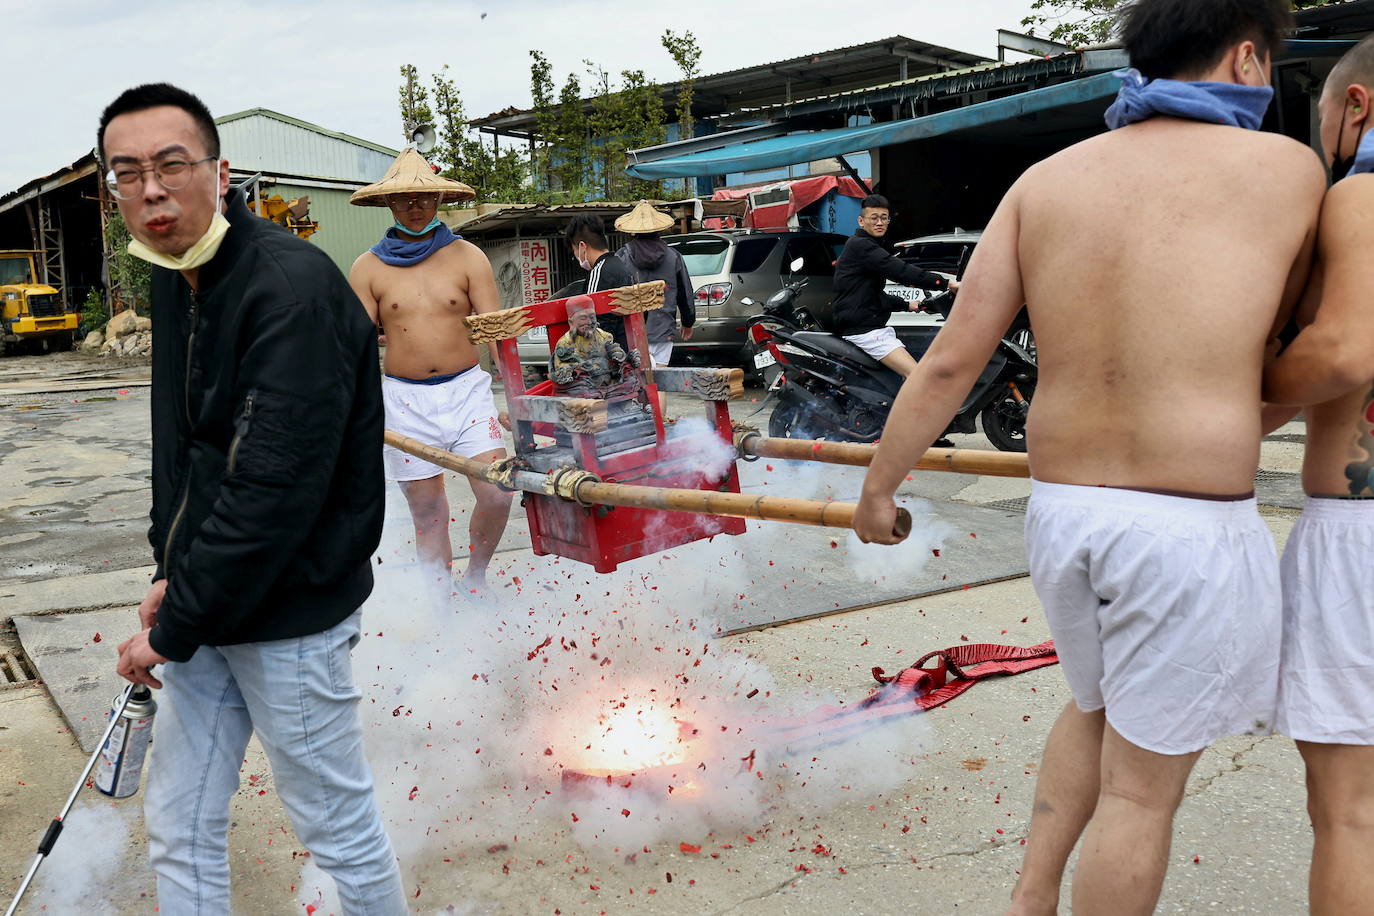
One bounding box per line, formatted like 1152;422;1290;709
4;684;135;916
835;155;872;195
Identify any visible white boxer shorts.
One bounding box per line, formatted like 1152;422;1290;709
381;367;504;481
841;326;904;361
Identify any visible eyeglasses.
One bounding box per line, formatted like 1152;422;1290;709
105;156;216;200
389;195;439;210
865;214;892;223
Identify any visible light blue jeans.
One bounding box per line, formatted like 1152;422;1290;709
144;611;406;915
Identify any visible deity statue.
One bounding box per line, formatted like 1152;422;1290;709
550;297;644;402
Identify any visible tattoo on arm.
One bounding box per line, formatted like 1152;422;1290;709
1344;386;1374;496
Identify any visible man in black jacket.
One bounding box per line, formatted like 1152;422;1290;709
831;194;955;378
102;84;405;914
565;214;632;352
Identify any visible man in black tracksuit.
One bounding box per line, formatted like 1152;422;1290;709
565;214;632;352
831;194;954;378
102;83;405;913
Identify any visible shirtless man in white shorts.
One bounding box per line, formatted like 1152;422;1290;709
348;149;511;595
853;1;1323;912
1263;36;1374;915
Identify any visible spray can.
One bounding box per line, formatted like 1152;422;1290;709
94;685;156;798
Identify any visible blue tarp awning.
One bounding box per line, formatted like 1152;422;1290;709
626;70;1125;181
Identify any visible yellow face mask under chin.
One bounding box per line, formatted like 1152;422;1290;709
127;209;229;272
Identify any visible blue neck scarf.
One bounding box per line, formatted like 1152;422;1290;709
370;223;460;266
1105;68;1274;131
1343;129;1374;179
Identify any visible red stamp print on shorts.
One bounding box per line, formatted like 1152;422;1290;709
488;417;502;439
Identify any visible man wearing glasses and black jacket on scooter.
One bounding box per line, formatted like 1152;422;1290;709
831;194;957;379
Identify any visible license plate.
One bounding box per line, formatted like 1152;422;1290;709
525;326;547;342
753;349;776;369
886;286;923;302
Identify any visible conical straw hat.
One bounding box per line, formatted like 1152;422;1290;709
349;147;475;207
614;200;674;234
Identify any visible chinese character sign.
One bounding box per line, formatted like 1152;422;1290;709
519;240;552;305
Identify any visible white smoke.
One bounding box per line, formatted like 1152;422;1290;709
32;800;146;910
846;498;953;583
353;446;949;892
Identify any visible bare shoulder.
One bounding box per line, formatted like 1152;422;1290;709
1245;131;1326;183
450;238;493;267
349;249;380;278
1322;174;1374;239
1012;135;1109;189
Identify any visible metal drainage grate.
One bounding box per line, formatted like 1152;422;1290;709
982;496;1031;514
0;648;39;688
1255;469;1301;484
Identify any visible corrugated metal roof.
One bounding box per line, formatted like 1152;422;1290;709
0;152;97;215
473;35;990;135
720;53;1092;120
215;109;400;184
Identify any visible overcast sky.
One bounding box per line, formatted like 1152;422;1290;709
5;0;1039;194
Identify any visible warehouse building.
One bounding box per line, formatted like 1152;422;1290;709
0;108;401;314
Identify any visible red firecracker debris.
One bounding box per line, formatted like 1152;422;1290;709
679;842;701;854
92;633;102;643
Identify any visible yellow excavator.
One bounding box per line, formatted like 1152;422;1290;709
247;194;318;239
0;250;76;355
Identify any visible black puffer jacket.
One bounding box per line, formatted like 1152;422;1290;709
146;189;384;662
830;228;949;335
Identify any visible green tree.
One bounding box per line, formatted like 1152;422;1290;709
397;64;530;204
398;64;433;139
1021;0;1122;47
525;50;685;201
661;29;702;197
1023;0;1344;47
553;72;590;196
585;61;619;198
103;211;151;316
616;69;667;200
430;65;468;178
529;51;558;188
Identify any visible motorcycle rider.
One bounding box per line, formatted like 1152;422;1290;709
830;194;957;378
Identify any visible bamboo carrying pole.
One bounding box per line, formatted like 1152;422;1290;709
384;431;912;537
733;432;1031;479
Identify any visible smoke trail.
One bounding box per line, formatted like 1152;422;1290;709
32;799;146;909
846;498;953;583
349;438;950;893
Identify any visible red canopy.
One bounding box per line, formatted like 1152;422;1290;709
704;175;868;229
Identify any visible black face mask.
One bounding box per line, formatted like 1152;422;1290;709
1330;99;1368;185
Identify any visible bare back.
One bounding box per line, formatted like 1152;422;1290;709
1017;119;1324;494
348;239;501;380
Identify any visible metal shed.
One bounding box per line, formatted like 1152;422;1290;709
215;108;400;272
0;109;403;315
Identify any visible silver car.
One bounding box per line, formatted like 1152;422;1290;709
516;230;849;375
665;229;848;367
885;229;982;333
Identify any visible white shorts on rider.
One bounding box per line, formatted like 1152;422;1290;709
842;326;904;361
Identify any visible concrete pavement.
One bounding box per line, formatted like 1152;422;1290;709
0;351;1317;915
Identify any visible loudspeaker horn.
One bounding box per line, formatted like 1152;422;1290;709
411;124;437;154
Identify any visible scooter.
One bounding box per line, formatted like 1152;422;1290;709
745;285;1036;452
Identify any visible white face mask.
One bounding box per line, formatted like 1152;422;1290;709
127;161;230;272
576;243;591;271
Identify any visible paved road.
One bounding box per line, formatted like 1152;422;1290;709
0;350;1317;915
